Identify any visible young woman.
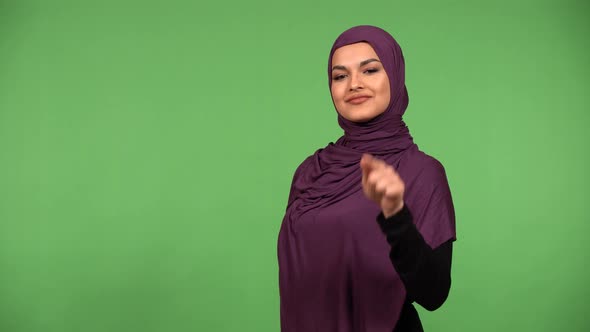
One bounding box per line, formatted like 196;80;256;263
278;25;456;331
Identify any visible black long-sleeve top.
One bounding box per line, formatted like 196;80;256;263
376;205;453;332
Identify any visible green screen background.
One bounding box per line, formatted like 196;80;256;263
1;0;588;331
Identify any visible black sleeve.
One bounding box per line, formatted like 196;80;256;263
377;205;453;311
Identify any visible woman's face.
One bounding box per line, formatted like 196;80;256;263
330;42;391;123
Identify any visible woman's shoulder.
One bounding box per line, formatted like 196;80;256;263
290;147;324;179
401;147;449;180
293;140;340;171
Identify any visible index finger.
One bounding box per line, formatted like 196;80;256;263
360;153;386;181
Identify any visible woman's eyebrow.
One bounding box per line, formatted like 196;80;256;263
332;65;347;71
331;58;381;71
360;58;380;66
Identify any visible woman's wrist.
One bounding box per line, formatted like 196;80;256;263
383;201;404;219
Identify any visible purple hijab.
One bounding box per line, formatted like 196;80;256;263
278;25;456;331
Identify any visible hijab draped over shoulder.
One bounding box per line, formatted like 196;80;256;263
278;25;456;332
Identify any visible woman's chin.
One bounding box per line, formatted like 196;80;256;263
341;110;384;123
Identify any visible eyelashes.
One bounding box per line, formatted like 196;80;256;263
332;68;381;81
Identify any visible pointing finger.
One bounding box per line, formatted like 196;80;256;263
360;154;374;183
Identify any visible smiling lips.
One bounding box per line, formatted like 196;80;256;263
346;95;371;105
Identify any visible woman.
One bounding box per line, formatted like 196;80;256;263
277;25;456;332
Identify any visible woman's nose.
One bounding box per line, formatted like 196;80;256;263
349;73;363;91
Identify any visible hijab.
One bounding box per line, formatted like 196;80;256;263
278;25;456;331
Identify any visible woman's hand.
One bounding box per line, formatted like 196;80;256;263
360;154;405;218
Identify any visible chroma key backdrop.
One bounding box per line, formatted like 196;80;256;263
0;0;588;331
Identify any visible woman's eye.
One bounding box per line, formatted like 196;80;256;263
332;74;346;81
364;68;379;74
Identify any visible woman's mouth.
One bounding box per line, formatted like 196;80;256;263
347;96;371;105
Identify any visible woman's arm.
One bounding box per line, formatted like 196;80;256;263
360;153;455;310
377;205;453;311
